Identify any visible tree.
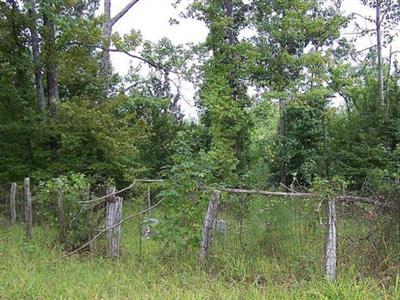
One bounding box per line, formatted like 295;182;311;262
186;0;252;184
26;0;46;117
250;0;346;185
0;0;37;182
100;0;140;95
41;0;60;114
358;0;400;106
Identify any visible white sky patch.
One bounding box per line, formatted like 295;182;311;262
105;0;400;116
103;0;207;118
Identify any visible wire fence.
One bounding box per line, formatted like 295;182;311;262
0;178;399;282
208;192;399;281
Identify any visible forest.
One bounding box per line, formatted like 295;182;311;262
0;0;400;298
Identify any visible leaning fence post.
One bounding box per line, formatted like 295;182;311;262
56;178;67;244
325;198;337;281
24;178;32;239
200;190;221;263
9;183;17;225
105;187;123;258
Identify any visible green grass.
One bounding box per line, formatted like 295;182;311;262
0;198;399;299
0;228;398;299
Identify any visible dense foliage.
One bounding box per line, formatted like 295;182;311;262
0;0;399;293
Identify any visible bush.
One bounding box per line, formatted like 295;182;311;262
35;173;101;250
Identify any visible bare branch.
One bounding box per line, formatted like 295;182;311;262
207;186;316;198
356;44;377;53
351;12;374;23
62;41;182;75
79;180;137;204
79;179;164;204
203;186;392;207
111;0;140;27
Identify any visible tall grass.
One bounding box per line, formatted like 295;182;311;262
0;196;399;299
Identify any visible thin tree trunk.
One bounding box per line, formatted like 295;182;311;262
110;0;140;27
278;97;286;183
224;0;238;101
386;45;392;102
224;0;235;46
376;1;385;106
100;0;141;96
27;0;46;116
43;7;59;114
100;0;112;95
9;183;17;225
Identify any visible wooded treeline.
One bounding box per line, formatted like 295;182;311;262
1;0;399;194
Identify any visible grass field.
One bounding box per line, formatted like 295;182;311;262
0;198;399;299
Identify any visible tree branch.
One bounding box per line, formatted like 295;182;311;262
78;179;164;204
203;186;392;207
351;12;374;23
110;0;140;27
62;41;181;75
356;44;377;53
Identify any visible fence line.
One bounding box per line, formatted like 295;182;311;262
198;186;388;281
1;176;395;282
67;198;164;256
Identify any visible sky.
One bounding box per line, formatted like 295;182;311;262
106;0;399;118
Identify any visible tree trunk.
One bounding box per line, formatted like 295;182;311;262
43;8;59;114
376;1;385;106
27;0;46;116
278;97;286;183
100;0;112;95
224;0;235;46
9;183;17;225
100;0;141;96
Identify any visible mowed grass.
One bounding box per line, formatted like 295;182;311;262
0;197;399;299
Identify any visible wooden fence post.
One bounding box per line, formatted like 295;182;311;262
9;183;16;225
200;190;221;263
56;178;66;244
105;187;123;258
112;196;123;257
325;198;337;281
24;178;32;240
